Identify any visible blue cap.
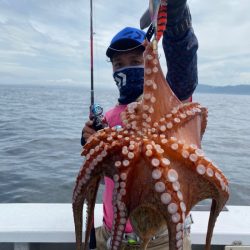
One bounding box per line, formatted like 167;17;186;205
106;27;146;58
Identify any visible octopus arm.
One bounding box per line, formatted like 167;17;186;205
160;141;229;249
73;139;122;249
73;134;141;250
85;177;102;250
134;140;187;248
73;173;101;250
153;102;207;148
109;193;129;249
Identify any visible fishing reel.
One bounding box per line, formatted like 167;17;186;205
81;104;107;147
89;103;107;131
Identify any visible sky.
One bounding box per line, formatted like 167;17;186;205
0;0;249;87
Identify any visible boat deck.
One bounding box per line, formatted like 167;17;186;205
0;204;249;249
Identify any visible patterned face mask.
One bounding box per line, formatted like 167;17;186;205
113;65;144;104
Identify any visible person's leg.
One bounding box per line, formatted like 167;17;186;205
183;231;192;249
95;226;191;249
147;235;170;250
95;226;110;250
146;232;191;250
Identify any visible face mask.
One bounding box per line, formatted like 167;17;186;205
113;65;144;104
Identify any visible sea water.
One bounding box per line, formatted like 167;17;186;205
0;84;249;205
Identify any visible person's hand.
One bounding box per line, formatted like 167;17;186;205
140;0;187;31
82;120;96;143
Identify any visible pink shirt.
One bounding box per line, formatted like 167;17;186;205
103;104;133;233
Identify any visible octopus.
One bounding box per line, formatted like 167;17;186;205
72;40;229;250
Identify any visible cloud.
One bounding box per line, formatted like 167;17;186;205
190;0;250;85
0;0;249;86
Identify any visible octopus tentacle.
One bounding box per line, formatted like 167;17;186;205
159;138;229;248
206;198;224;250
155;103;207;135
72;192;84;250
73;141;127;248
162;138;229;196
110;192;128;249
73;142;110;249
81;126;125;156
141;43;182;123
84;177;101;250
140;141;186;247
72;176;101;250
158;169;185;247
110;141;141;250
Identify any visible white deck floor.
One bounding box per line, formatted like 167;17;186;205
0;204;249;246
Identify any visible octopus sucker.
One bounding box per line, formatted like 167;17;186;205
73;41;229;250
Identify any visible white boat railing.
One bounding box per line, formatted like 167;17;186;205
0;203;250;250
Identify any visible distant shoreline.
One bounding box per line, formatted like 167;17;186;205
196;84;250;95
1;83;250;95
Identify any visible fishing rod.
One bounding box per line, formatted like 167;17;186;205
88;0;97;248
89;3;96;250
90;0;94;106
88;0;105;132
88;0;105;249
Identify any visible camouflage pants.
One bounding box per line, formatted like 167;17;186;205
95;225;191;250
